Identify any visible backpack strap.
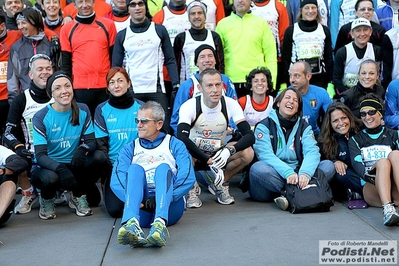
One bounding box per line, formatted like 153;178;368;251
192;96;229;129
220;96;229;127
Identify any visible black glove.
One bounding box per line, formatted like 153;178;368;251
170;85;179;110
141;196;156;213
56;164;77;190
50;36;60;67
70;146;88;169
15;146;32;160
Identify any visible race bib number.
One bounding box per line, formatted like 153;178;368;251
145;169;156;189
0;61;7;83
361;145;392;171
189;52;199;75
195;138;222;154
345;73;358;88
299;43;322;59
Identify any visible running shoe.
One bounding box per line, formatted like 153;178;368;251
39;196;56;220
274;196;289;211
146;219;169;247
208;183;235;205
186;181;202;208
383;203;399;226
68;193;93;217
14;190;38;214
117;217;147;247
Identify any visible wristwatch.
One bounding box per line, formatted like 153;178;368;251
226;146;235;155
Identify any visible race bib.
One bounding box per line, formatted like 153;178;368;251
0;61;7;83
361;145;392;171
145;169;156;189
189;52;199;75
345;73;358;88
298;43;322;59
195;138;222;155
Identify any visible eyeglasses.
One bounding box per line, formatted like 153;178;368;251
29;54;51;69
358;7;374;12
128;1;145;8
360;109;379;117
135;117;157;124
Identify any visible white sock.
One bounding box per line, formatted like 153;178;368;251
154;217;165;225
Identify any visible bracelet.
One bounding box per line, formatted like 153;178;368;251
14;144;24;150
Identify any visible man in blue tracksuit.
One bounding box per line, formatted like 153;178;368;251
111;101;195;248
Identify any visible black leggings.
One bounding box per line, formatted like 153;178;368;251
31;150;107;199
0;99;9;138
103;176;123;218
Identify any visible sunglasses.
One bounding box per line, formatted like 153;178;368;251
129;1;145;7
135;118;156;124
29;54;51;69
360;109;379;117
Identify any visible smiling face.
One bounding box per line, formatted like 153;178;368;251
277;89;299;119
51;77;74;109
251;73;268;96
351;25;372;48
330;110;350;136
74;0;94;16
107;71;130;97
301;4;318;21
355;0;374;21
189;5;205;30
361;107;382;129
42;0;61;20
3;0;23;17
28;58;53;89
196;49;216;72
17;20;39;37
358;62;378;89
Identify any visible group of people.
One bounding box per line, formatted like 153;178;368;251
1;0;399;251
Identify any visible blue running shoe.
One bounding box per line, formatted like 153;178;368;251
146;219;169;247
118;217;147;247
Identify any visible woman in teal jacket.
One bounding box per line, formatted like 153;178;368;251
249;88;334;210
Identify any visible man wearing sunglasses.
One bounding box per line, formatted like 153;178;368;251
110;101;195;247
177;68;254;206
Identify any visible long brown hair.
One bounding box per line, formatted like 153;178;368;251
318;102;359;160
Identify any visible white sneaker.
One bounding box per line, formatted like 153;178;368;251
383;203;399;226
209;184;234;205
186;182;202;208
14;190;38;214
